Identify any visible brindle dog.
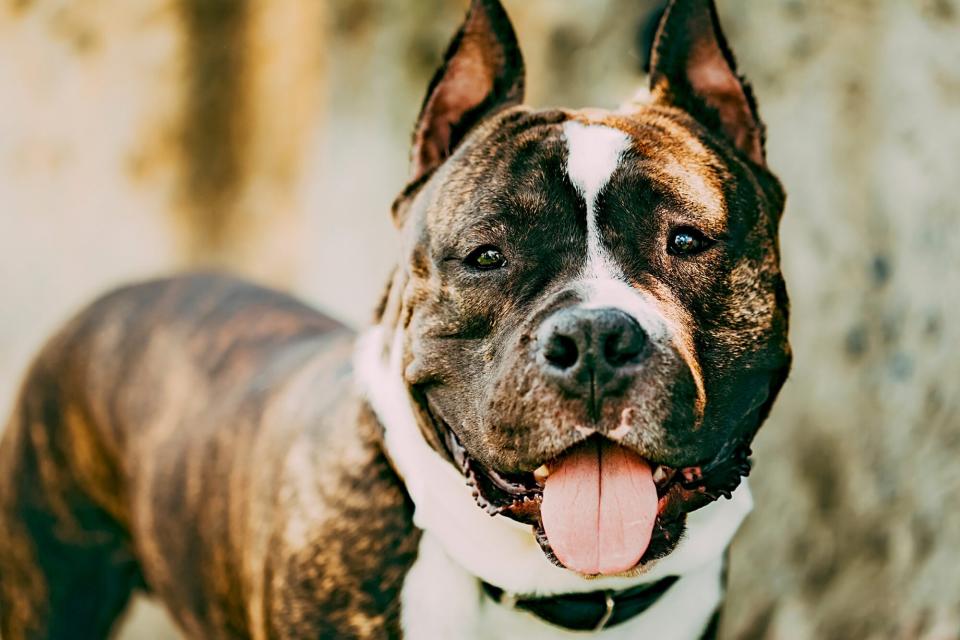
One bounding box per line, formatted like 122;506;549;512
0;0;790;638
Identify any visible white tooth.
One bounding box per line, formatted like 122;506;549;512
533;464;550;484
652;466;668;484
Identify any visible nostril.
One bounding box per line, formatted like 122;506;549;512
543;334;579;370
603;329;645;367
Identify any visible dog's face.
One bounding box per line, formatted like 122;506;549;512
380;0;790;576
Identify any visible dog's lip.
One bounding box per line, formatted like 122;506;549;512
437;414;715;515
421;391;749;506
486;434;753;502
417;391;752;571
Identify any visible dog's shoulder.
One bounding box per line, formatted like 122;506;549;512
263;400;421;638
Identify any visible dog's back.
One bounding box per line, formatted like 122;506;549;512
0;273;417;639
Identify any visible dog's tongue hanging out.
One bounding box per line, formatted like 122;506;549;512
540;438;658;575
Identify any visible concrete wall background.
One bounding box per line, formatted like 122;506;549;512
1;0;958;637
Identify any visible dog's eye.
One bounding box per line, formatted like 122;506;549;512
668;227;713;256
464;245;507;270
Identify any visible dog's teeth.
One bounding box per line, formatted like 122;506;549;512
533;464;550;484
682;466;703;483
652;465;668;484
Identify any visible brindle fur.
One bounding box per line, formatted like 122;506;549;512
0;274;418;639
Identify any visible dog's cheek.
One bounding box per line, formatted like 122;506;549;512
694;262;790;444
479;357;600;472
402;297;507;453
479;361;548;468
406;310;498;383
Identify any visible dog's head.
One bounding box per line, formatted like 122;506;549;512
377;0;790;576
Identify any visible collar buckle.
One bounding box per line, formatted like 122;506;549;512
481;575;679;632
594;590;616;631
497;590;518;610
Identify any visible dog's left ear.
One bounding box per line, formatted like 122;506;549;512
408;0;525;188
649;0;765;165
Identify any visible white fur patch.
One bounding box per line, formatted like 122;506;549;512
562;120;669;346
476;554;725;640
402;531;725;640
400;531;484;639
353;327;752;638
563;121;631;282
577;277;670;343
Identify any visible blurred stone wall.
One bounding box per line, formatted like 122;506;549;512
1;0;958;638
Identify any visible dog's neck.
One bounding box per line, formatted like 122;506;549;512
353;324;752;587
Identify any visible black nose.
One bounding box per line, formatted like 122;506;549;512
536;307;648;408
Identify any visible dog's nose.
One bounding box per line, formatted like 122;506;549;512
536;307;648;404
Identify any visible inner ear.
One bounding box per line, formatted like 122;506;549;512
648;0;765;165
408;0;525;191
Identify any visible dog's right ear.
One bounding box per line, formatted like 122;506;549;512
395;0;524;222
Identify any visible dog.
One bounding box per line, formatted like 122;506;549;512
0;0;790;637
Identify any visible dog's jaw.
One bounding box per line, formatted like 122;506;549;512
353;324;753;598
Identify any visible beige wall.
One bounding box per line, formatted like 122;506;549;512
1;0;958;637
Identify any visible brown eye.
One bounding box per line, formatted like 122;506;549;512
464;245;507;270
668;227;712;256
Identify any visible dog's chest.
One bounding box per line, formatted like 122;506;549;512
398;532;724;640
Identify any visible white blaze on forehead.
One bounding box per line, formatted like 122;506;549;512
563;120;667;335
562;120;631;281
563;121;630;204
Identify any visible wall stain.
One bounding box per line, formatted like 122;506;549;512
177;0;251;257
845;324;868;359
870;254;892;287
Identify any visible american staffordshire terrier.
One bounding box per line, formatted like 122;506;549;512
0;0;790;637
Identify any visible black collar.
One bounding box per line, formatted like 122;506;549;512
481;575;679;632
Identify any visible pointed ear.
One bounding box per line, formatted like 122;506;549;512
409;0;525;186
648;0;766;165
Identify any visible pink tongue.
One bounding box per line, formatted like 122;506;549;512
540;439;658;575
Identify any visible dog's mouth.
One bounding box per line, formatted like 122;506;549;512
424;399;751;577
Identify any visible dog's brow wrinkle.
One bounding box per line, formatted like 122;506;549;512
656;158;726;223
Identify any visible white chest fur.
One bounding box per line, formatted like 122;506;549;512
400;532;725;640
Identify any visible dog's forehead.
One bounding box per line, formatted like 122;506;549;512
568;107;726;199
433;106;730;229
